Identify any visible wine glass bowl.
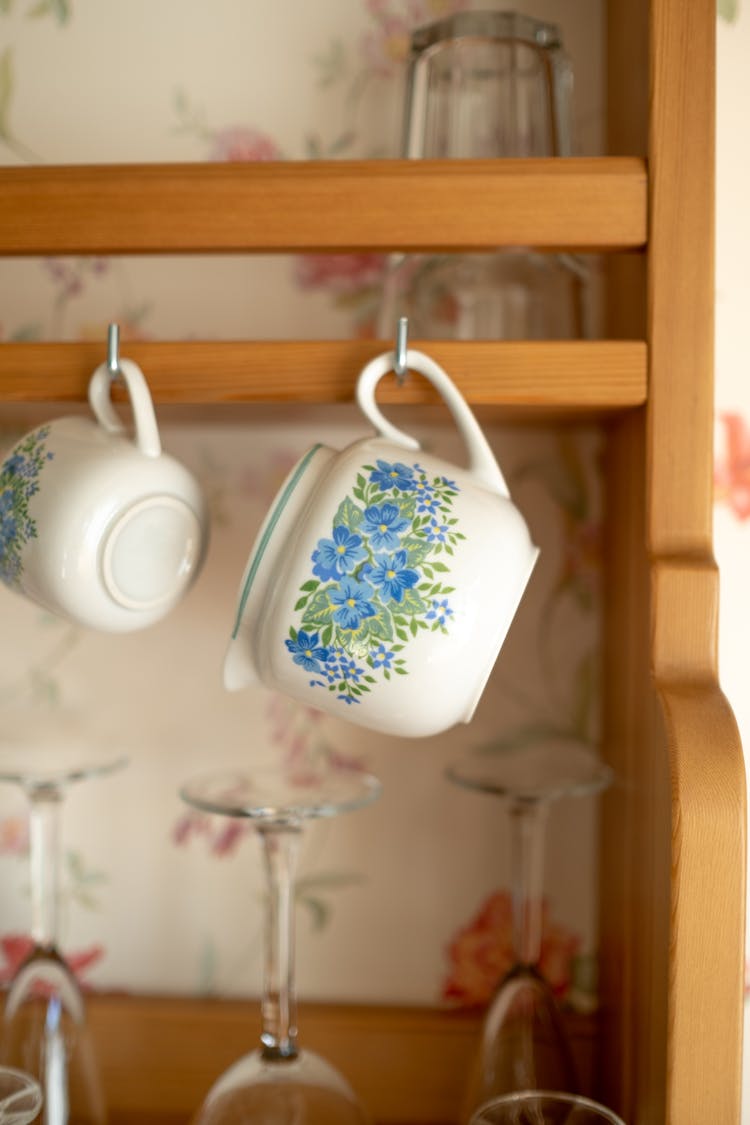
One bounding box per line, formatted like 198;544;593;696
0;1066;43;1125
180;763;382;1125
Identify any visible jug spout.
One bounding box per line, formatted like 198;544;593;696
223;637;260;691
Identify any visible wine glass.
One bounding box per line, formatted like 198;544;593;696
0;1066;43;1124
179;762;382;1124
446;740;613;1120
379;9;587;341
470;1091;626;1124
0;702;127;1124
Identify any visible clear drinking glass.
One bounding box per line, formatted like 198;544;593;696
470;1090;626;1124
380;9;587;340
179;763;382;1125
0;702;127;1125
0;1066;43;1124
446;741;612;1121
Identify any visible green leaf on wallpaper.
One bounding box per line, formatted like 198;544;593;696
296;871;365;932
27;0;71;24
569;649;599;742
312;38;347;89
10;323;43;341
0;48;13;140
718;0;739;22
0;0;13;15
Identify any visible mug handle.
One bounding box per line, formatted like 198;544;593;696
356;348;510;497
88;357;162;459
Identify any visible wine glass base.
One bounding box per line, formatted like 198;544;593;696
0;1065;43;1125
193;1047;370;1124
179;765;382;824
446;739;613;804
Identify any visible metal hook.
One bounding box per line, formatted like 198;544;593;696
394;316;409;385
107;323;121;379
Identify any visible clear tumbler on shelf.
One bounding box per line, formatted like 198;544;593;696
380;9;588;341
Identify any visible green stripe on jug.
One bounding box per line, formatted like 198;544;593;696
231;444;323;639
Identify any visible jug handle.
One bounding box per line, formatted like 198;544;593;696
88;357;162;459
356;348;510;497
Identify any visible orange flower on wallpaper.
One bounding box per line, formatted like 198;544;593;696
442;890;581;1008
0;935;104;987
715;411;750;519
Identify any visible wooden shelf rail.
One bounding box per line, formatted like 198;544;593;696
0;158;647;255
0;339;647;409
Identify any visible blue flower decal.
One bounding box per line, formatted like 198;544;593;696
369;460;416;492
0;427;53;588
328;576;377;630
364;550;419;603
286;459;465;705
371;644;395;671
427;598;454;628
311;524;367;581
361;503;410;551
284;629;330;672
426;518;450;543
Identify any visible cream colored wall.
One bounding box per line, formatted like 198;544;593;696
0;1;605;1013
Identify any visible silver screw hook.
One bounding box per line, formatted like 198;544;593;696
394;316;409;385
107;322;121;380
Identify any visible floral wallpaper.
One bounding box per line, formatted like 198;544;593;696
0;0;608;1037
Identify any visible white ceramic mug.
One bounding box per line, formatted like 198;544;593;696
0;358;209;631
224;349;539;737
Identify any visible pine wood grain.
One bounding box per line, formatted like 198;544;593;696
602;3;747;1124
0;158;646;256
646;2;746;1114
79;995;596;1125
0;339;647;410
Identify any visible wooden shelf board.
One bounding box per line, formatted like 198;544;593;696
0;158;647;255
78;993;597;1125
0;339;647;411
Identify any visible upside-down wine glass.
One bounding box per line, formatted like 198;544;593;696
446;740;613;1121
470;1090;626;1125
179;762;382;1124
0;1066;43;1124
0;703;127;1124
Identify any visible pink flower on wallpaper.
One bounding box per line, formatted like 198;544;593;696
715;411;750;519
266;694;367;784
0;815;28;856
209;127;282;163
361;8;412;75
293;253;387;296
442;890;581;1008
362;0;470;75
172;808;250;858
0;934;104;987
560;512;602;608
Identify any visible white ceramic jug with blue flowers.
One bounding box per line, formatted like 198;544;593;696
0;358;208;631
224;349;539;737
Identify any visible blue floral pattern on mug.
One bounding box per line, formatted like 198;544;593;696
286;460;465;705
0;427;53;588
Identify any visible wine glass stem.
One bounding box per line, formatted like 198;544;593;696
257;821;301;1060
509;797;548;968
27;784;63;949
